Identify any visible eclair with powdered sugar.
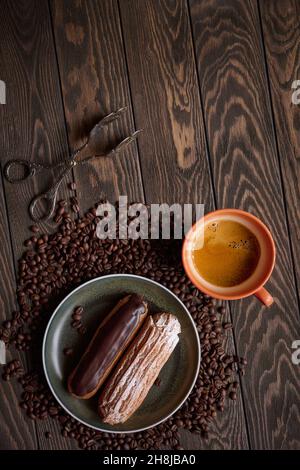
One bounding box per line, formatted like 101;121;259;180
98;312;181;424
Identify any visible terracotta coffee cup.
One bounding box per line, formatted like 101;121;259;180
182;209;276;306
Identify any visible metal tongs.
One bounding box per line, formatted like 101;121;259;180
4;107;142;221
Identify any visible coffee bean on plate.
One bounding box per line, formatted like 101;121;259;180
63;348;74;357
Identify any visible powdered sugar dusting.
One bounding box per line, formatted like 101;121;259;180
99;313;181;424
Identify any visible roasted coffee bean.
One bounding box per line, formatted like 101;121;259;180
218;306;226;315
57;207;65;216
69;306;86;333
74;307;83;318
78;325;87;335
63;348;74;356
71;204;80;213
54;214;63;224
30;225;40;233
2;359;24;381
49;407;59;416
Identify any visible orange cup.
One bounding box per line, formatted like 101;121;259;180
182;209;276;306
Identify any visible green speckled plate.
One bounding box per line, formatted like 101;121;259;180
42;274;200;433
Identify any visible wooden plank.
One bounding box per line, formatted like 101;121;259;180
51;0;144;211
0;0;77;449
119;0;249;449
0;175;37;450
259;0;300;296
190;0;300;449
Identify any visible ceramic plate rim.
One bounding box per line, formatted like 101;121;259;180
42;274;201;433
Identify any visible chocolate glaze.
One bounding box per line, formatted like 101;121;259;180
69;294;147;397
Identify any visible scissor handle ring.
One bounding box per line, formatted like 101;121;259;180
3;159;38;183
29;191;57;222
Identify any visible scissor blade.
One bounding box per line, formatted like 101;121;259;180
111;129;143;154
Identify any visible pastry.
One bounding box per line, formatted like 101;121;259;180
98;312;181;424
68;294;148;399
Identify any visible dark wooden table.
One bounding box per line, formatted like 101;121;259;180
0;0;300;450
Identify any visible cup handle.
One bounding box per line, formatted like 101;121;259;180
254;287;273;307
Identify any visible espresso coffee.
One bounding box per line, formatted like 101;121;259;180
192;220;260;287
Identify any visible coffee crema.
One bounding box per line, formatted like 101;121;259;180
192;220;261;287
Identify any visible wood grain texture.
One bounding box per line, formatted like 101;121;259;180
0;0;77;449
51;0;144;212
1;0;299;451
259;0;300;296
180;304;250;450
120;0;249;449
0;0;73;258
190;0;300;449
0;175;37;450
119;0;212;206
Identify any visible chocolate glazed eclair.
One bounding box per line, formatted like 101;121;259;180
68;294;148;399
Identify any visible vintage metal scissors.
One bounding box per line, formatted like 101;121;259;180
4;107;142;222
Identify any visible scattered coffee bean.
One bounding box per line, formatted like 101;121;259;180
63;348;74;357
54;214;62;224
70;196;78;205
71;204;80;213
78;325;87;335
2;359;24;381
45;431;52;439
70;306;86;333
218;306;226;315
231;381;239;390
74;306;83;316
57;206;65;216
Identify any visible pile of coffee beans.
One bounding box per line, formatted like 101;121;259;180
0;202;245;449
2;359;24;381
